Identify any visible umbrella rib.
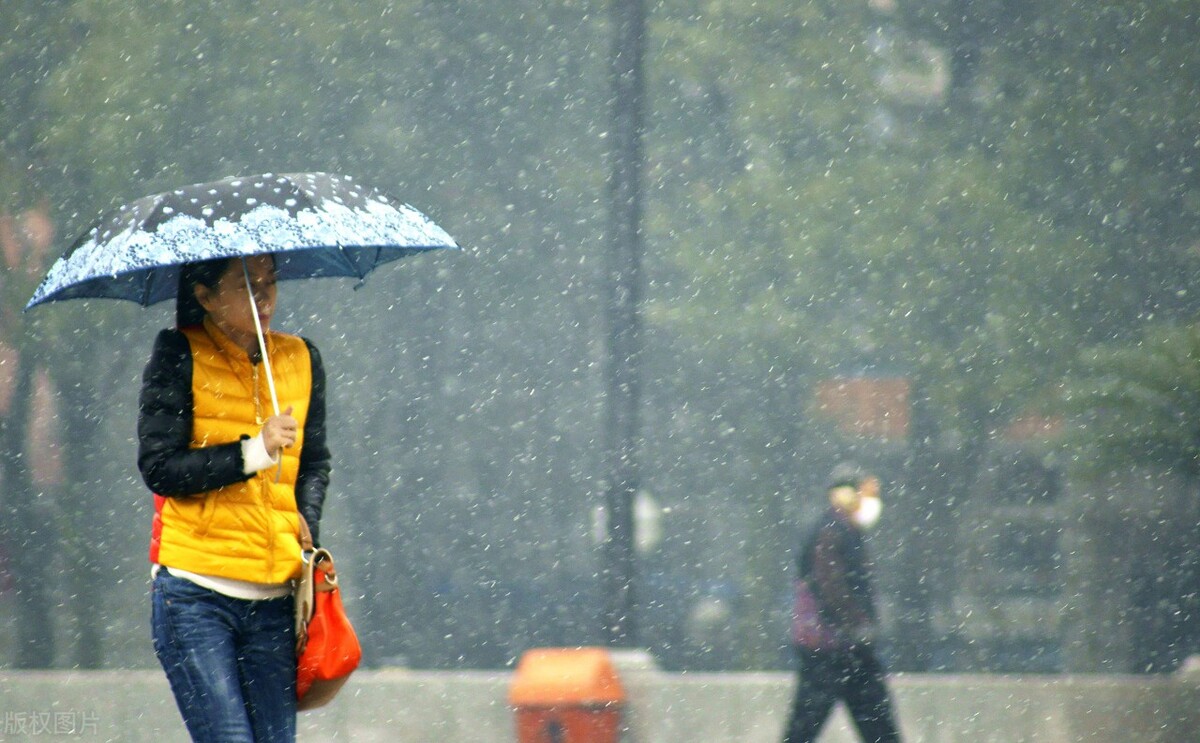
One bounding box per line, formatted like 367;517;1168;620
342;244;370;281
365;246;381;280
140;269;157;307
353;246;384;288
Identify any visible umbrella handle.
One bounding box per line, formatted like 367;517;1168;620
242;260;283;483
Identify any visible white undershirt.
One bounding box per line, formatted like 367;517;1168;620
152;564;292;600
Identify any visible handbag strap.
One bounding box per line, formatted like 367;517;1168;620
299;513;315;552
298;513;338;589
313;549;338;590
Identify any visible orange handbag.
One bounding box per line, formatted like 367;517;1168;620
295;522;362;710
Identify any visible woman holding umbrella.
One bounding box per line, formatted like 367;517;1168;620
138;254;331;742
26;172;456;739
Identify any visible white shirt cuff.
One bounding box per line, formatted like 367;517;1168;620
241;433;279;474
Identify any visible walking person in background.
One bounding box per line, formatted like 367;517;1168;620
782;462;901;743
139;255;331;742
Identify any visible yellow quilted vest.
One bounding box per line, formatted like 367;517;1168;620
155;318;312;583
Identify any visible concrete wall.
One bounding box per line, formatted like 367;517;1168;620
1;669;1198;742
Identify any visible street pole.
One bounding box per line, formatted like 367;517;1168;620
602;0;646;648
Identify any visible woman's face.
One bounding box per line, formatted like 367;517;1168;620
195;256;278;343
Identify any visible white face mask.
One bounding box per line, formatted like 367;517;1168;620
853;495;882;529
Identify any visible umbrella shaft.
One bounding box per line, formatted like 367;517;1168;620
242;260;280;417
242;260;284;484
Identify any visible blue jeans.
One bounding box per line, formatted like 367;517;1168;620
151;572;296;743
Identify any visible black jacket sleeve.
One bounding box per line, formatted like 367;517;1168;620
137;329;251;497
295;339;332;547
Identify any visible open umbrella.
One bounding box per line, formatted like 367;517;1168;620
26;171;458;414
27;172;457;309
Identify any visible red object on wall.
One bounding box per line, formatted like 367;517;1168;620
815;376;910;441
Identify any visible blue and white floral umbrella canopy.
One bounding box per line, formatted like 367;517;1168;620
26;172;458;309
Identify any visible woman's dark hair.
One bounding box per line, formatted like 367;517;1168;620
176;258;235;328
